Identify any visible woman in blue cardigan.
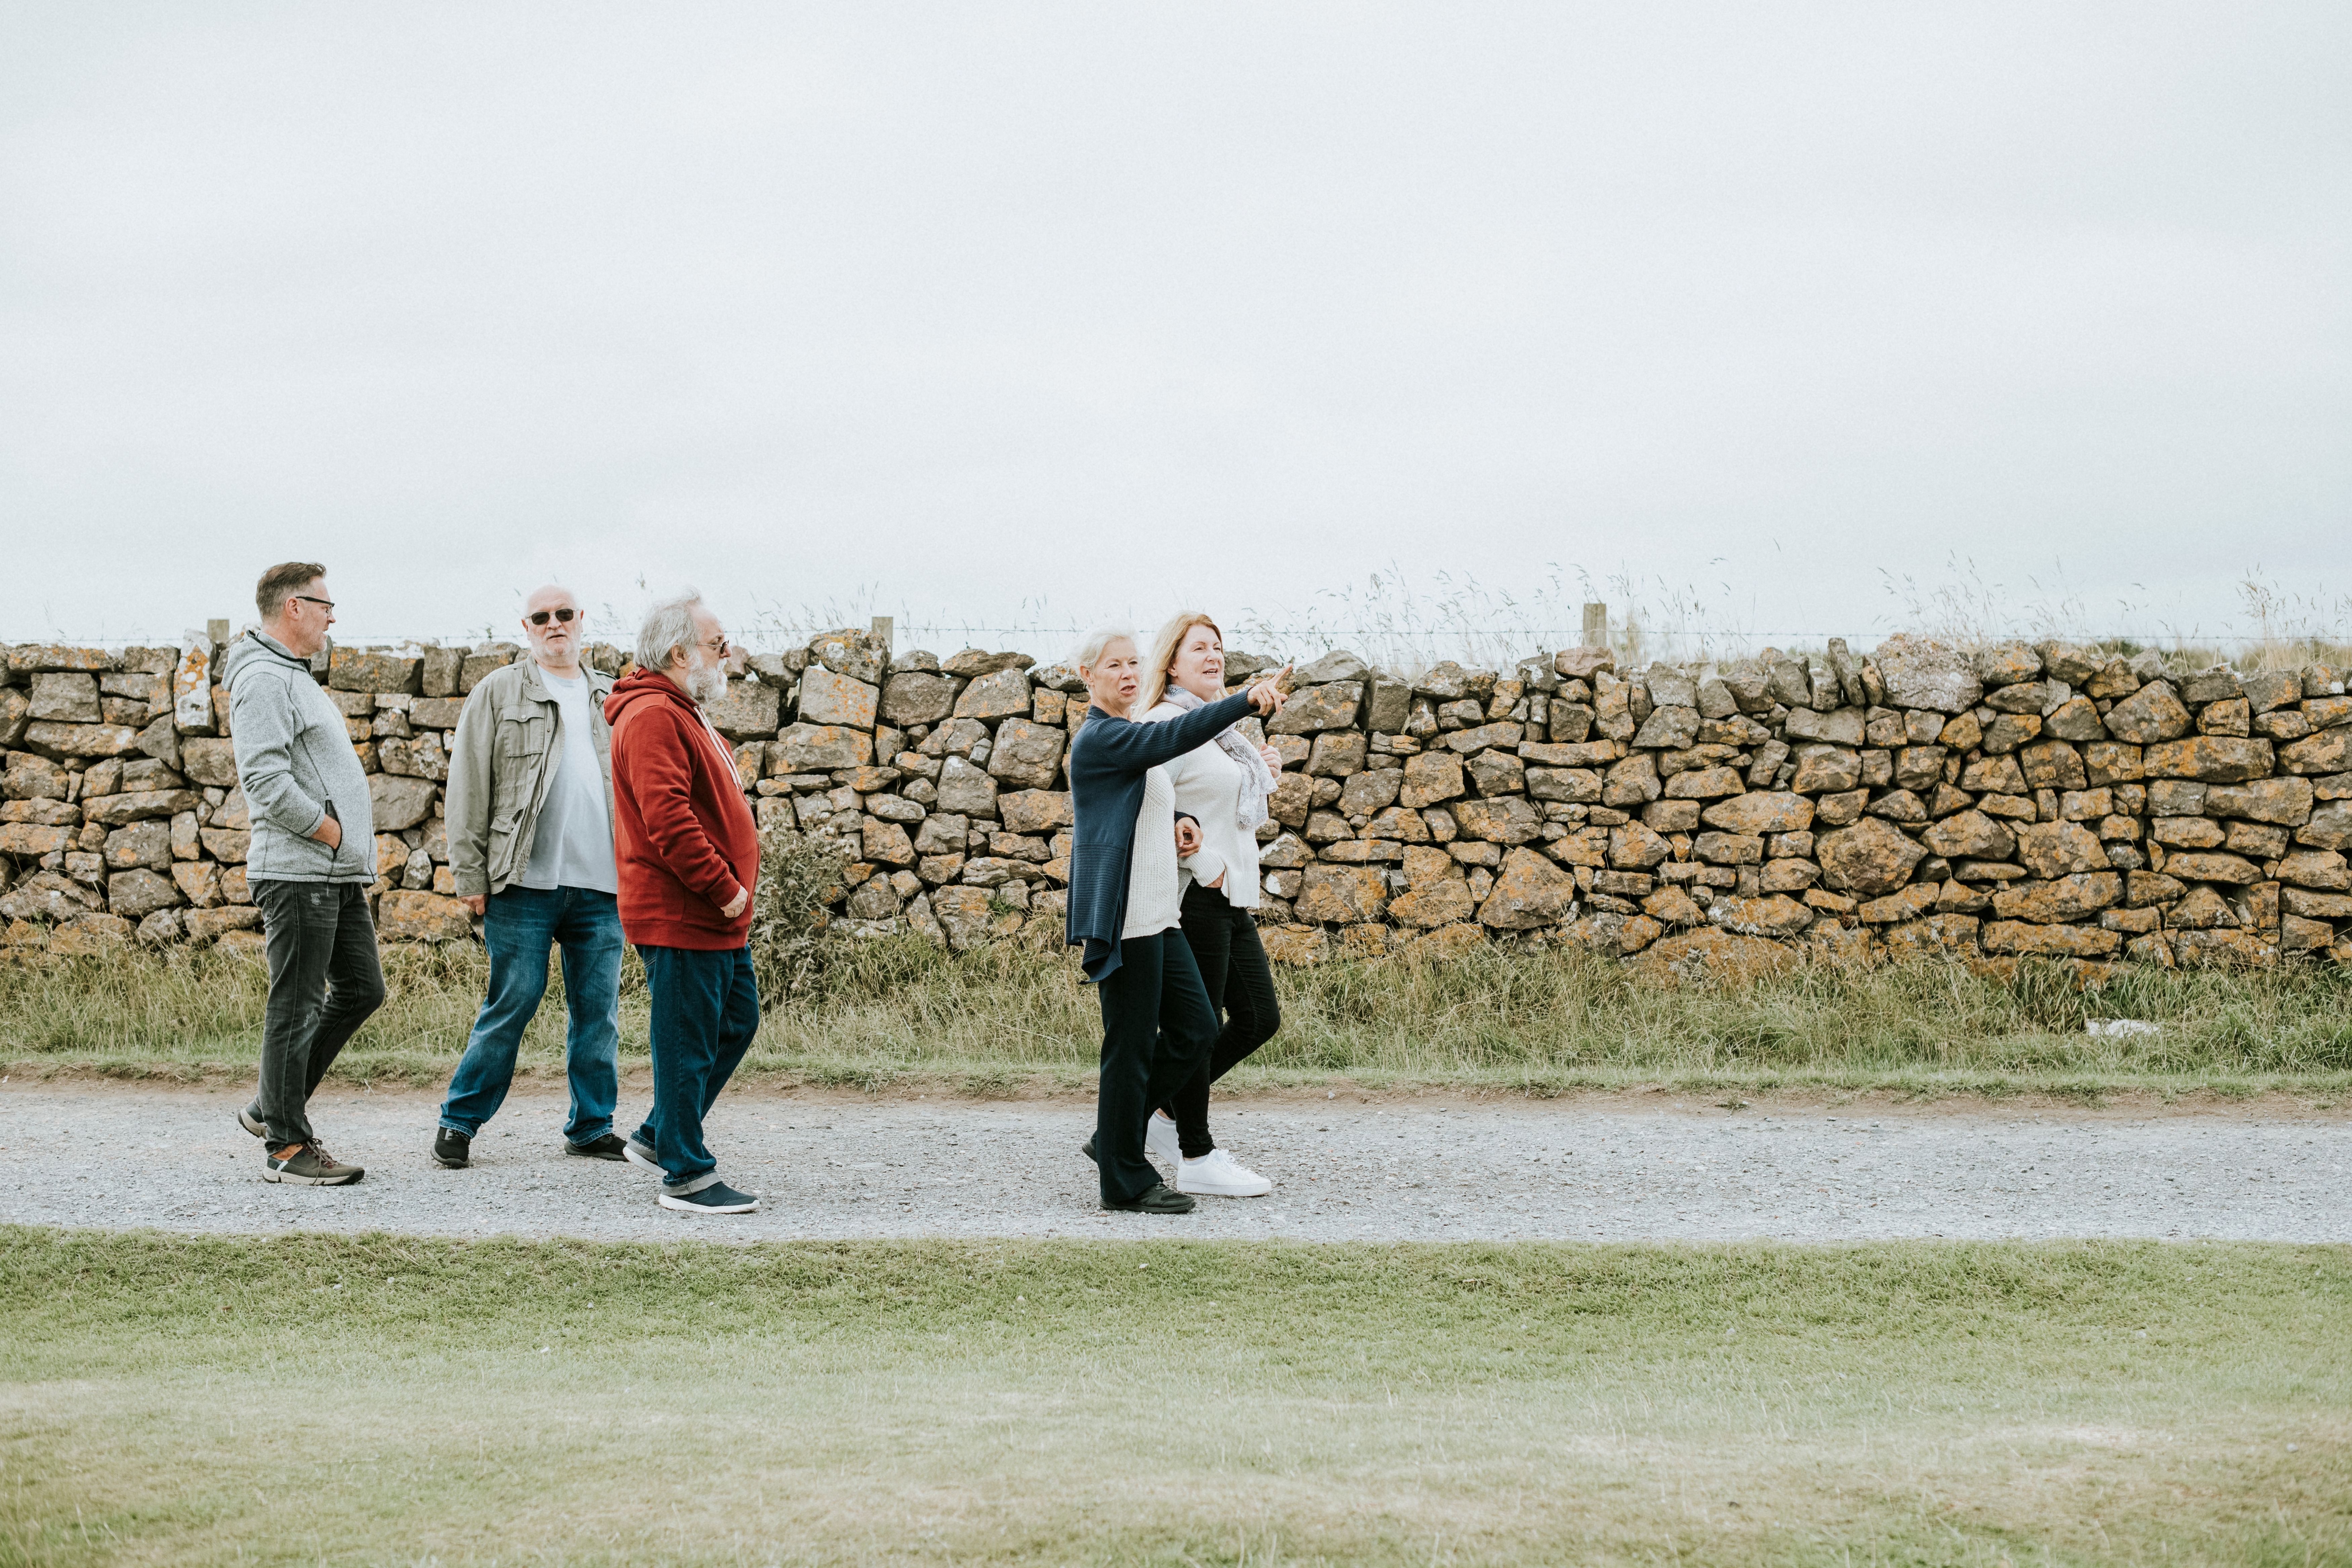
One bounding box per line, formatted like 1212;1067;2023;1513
1064;627;1287;1214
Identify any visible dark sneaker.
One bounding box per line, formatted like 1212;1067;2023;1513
431;1128;471;1168
1104;1182;1193;1215
263;1142;364;1186
566;1133;627;1161
623;1133;661;1172
309;1140;367;1184
238;1105;265;1138
657;1181;759;1215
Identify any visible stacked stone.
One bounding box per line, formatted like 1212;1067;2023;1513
3;627;2348;972
727;629;1077;951
0;636;610;955
1236;635;2351;973
1247;636;2350;971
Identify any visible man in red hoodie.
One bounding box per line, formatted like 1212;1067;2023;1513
606;590;764;1215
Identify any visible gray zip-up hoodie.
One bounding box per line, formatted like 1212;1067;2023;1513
220;631;377;884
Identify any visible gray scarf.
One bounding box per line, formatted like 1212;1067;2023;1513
1162;684;1272;832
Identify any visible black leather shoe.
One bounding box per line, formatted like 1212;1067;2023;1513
566;1133;628;1161
1104;1182;1194;1214
1082;1136;1097;1164
431;1128;471;1169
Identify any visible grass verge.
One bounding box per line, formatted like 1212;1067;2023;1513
3;938;2349;1102
2;1229;2344;1565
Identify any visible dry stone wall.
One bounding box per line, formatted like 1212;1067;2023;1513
4;628;2350;975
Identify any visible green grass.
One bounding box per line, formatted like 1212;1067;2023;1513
0;1230;2343;1565
3;938;2350;1101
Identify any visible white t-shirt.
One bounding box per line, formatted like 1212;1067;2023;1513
1120;766;1182;939
517;672;618;894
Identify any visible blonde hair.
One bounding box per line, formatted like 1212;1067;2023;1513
1142;610;1223;713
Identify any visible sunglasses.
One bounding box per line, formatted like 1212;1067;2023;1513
290;594;335;612
526;607;580;627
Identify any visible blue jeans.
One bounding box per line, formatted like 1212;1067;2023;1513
438;886;625;1147
634;943;759;1194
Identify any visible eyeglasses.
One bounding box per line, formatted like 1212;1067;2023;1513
290;595;335;612
702;635;730;657
527;607;580;627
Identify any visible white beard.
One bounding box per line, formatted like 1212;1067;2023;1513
687;660;728;707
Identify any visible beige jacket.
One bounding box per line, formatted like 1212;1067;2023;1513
445;659;616;898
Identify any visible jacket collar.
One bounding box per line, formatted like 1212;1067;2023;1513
519;658;614;705
248;629;309;667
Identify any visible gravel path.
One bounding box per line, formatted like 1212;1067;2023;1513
3;1083;2344;1244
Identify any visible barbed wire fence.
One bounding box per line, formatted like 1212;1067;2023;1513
23;561;2349;674
31;614;2346;680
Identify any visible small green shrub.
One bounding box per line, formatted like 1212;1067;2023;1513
747;827;848;1001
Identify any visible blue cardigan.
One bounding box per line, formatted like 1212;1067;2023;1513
1063;691;1260;983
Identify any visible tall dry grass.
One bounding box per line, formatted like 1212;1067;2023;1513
761;560;2352;681
5;936;2347;1094
774;936;2352;1088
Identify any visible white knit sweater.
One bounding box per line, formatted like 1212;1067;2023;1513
1143;699;1263;911
1119;765;1184;939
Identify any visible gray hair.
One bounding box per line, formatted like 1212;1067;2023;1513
1072;625;1136;673
637;589;705;671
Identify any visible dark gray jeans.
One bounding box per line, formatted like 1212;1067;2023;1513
253;880;386;1148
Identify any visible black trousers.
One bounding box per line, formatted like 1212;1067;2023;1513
253;880;386;1148
1163;882;1283;1158
1093;928;1217;1204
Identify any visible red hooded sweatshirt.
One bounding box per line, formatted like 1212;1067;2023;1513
604;668;760;949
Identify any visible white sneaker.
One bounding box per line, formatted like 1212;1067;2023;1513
1176;1148;1271;1198
1145;1111;1181;1168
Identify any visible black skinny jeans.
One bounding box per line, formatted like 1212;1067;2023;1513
1162;882;1283;1158
1093;928;1217;1204
252;880;387;1147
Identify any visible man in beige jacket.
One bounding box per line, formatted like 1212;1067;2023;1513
431;585;632;1169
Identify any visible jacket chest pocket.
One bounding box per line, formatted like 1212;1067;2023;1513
496;713;552;762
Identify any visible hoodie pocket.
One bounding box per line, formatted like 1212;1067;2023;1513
321;799;352;872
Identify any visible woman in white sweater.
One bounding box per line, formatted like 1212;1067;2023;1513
1065;627;1287;1214
1137;611;1289;1198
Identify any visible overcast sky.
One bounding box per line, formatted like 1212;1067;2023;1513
3;3;2346;660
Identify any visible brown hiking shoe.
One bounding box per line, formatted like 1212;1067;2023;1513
263;1142;365;1186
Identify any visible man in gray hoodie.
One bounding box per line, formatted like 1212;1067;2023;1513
221;562;384;1185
